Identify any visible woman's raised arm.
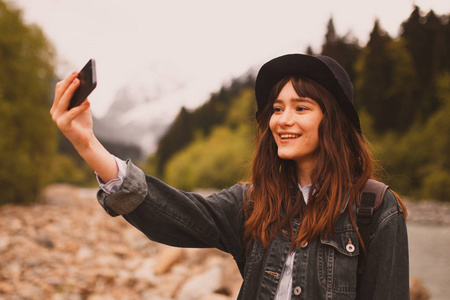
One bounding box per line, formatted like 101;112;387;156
50;71;118;183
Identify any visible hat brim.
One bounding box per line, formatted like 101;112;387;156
255;54;361;133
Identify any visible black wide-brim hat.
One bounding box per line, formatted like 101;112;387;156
255;53;361;133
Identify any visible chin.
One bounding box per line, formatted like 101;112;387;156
277;151;296;161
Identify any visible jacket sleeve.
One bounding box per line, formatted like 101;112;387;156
97;159;246;258
357;190;410;300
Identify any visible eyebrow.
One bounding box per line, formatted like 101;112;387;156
273;97;316;105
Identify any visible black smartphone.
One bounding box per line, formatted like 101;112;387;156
68;59;97;110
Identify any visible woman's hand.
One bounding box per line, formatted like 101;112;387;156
50;72;119;183
50;71;93;152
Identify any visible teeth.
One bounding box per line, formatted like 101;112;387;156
280;134;300;139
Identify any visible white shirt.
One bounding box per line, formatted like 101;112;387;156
274;183;311;300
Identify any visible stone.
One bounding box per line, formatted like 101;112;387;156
33;235;54;249
176;266;223;300
410;277;430;300
199;293;231;300
153;245;185;275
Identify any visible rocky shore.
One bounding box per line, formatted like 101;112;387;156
0;184;444;299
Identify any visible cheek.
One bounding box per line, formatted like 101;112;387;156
311;113;324;132
269;116;277;134
305;115;323;143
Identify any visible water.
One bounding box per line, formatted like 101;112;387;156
408;222;450;300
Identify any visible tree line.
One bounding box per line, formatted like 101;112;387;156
151;6;450;201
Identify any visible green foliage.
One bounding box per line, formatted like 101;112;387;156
156;106;194;175
0;1;57;204
373;73;450;201
164;89;255;190
321;18;361;81
400;7;450;118
155;74;254;176
154;6;450;201
358;109;376;142
142;152;159;177
354;21;396;133
46;154;97;186
355;8;450;133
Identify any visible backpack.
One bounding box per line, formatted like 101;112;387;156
356;179;389;276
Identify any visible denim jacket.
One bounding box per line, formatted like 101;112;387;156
97;160;409;299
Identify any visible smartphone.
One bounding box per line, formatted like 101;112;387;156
68;59;97;110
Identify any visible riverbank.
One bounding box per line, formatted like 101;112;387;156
0;184;447;299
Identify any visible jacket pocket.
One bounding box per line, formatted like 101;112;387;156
318;229;359;297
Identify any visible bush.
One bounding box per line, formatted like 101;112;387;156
422;169;450;202
164;89;255;190
0;1;57;204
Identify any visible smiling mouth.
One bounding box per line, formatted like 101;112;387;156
280;134;301;139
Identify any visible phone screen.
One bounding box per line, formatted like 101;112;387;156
68;59;97;110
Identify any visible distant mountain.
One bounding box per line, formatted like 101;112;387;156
93;85;170;158
92;63;190;158
92;63;257;160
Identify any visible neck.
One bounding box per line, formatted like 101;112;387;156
296;159;316;188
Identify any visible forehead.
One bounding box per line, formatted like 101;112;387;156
274;81;319;105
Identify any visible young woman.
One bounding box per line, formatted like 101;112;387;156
51;54;409;299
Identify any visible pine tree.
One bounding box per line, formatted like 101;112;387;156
321;18;361;82
354;20;394;133
156;106;193;176
400;7;450;119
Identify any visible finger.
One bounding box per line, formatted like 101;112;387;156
57;77;80;113
51;72;78;112
67;99;91;119
54;71;78;100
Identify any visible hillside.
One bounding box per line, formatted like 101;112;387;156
151;7;450;201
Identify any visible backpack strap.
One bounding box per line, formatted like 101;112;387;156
356;179;388;278
356;179;389;225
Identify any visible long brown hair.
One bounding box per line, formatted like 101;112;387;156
244;76;403;249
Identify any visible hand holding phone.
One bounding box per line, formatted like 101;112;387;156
68;59;97;110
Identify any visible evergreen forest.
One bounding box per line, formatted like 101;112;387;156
149;7;450;201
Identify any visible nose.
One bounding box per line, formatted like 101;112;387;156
279;108;295;126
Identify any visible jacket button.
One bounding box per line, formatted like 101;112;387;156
346;238;355;253
294;286;302;295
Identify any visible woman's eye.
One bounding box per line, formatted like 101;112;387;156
296;106;307;112
273;107;283;112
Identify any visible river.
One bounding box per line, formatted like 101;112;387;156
408;222;450;300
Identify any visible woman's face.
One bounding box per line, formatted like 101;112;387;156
269;80;324;170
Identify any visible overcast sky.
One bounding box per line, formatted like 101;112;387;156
12;0;450;117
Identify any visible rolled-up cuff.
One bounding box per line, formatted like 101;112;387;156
96;156;128;194
97;159;148;216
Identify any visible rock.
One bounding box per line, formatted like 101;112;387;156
199;293;231;300
154;246;185;275
77;245;94;262
0;281;15;294
34;235;54;249
0;237;9;252
176;266;223;300
410;277;430;300
133;257;157;283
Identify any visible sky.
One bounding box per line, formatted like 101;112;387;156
11;0;450;118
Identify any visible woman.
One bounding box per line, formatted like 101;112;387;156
51;54;409;299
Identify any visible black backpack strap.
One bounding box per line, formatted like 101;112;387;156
357;179;388;225
356;179;388;277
